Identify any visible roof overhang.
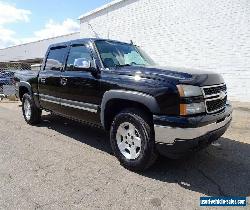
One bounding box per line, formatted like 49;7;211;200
78;0;125;21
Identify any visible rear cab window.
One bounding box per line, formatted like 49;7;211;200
44;46;68;71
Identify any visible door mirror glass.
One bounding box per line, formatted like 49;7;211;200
74;58;91;69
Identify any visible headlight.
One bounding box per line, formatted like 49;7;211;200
177;85;205;115
180;102;205;115
177;85;202;97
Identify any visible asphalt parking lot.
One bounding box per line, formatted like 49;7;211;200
0;101;249;210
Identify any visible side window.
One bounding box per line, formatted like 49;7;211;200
66;45;92;71
44;46;67;71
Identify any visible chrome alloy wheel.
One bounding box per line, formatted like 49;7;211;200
116;122;142;160
24;99;31;120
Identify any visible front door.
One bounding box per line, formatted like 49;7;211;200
59;44;101;125
38;45;68;113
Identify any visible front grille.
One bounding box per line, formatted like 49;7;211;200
206;96;227;113
203;84;227;97
202;83;227;113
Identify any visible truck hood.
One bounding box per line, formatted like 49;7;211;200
112;65;224;86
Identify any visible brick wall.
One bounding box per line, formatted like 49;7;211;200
80;0;250;102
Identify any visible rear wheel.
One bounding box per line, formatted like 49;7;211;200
22;93;41;125
110;108;157;171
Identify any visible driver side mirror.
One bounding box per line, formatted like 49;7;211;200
74;58;91;69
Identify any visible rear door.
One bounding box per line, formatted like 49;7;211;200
38;45;68;112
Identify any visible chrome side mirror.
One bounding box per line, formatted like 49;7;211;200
74;58;91;69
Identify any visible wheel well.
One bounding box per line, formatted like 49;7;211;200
19;86;29;101
104;99;153;131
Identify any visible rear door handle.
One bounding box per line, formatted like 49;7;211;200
60;78;67;86
40;78;46;84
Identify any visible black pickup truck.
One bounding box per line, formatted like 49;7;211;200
17;38;232;171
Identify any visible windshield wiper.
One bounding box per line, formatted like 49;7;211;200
115;64;132;67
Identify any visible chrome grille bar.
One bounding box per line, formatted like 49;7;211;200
201;83;227;114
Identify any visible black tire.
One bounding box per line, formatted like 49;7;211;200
110;108;158;171
22;93;41;125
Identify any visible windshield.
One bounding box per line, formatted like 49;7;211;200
95;40;156;68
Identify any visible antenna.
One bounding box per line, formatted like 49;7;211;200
88;22;99;38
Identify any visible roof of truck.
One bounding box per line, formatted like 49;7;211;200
48;38;131;48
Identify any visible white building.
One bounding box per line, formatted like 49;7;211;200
79;0;250;102
0;0;249;102
0;32;80;63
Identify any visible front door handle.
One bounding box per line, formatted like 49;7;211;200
40;78;46;84
60;78;67;86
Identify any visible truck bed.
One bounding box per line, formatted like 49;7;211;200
14;70;39;82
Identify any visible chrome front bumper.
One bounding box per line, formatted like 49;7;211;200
154;113;232;144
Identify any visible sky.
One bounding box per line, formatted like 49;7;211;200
0;0;113;49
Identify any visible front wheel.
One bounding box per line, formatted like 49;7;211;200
110;109;157;171
22;93;41;125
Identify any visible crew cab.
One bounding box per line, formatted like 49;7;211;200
17;38;232;171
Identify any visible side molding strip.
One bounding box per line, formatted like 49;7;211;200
41;98;60;105
61;98;98;113
39;94;98;113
